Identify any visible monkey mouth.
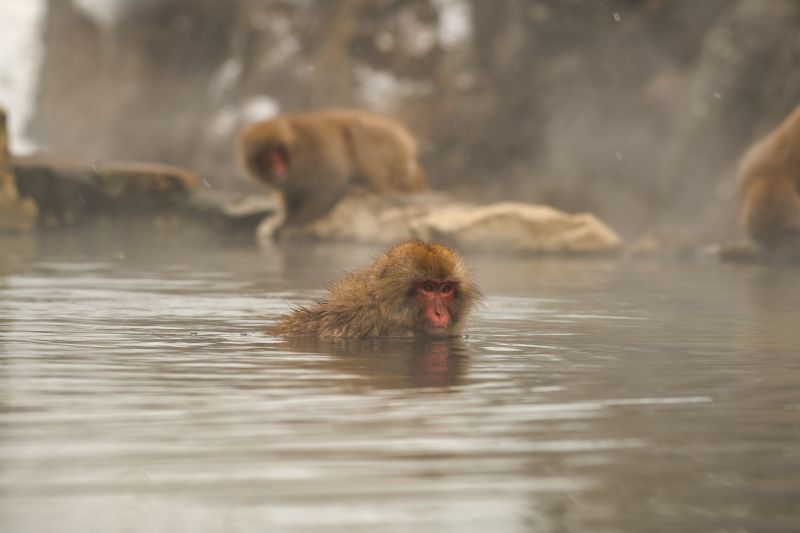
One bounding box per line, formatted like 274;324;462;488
423;323;450;336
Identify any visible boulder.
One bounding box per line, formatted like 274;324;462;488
0;108;38;232
627;228;705;260
187;190;279;240
264;193;623;255
272;193;440;244
13;155;199;226
97;161;199;204
0;181;38;232
12;153;277;240
411;202;623;254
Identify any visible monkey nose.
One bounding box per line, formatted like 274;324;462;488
428;312;448;328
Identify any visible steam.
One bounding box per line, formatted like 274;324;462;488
0;0;46;153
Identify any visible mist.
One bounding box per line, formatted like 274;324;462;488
3;0;797;240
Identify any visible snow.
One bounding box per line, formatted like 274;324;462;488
72;0;128;28
0;0;46;153
208;97;279;139
71;0;160;29
355;66;432;110
434;0;471;47
242;97;280;123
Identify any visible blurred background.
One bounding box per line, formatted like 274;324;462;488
2;0;799;238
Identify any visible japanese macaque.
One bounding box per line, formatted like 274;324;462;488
269;241;479;338
239;109;428;226
738;104;800;255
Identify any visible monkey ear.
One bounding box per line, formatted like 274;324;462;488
374;256;389;278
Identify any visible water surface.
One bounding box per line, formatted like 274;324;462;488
1;236;799;532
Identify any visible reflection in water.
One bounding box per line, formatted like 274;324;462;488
275;337;469;389
1;238;800;532
0;233;38;275
744;266;800;353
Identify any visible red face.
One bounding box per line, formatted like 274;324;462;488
261;146;288;183
415;280;456;336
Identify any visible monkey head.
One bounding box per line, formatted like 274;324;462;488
240;119;295;187
269;241;479;338
372;241;480;337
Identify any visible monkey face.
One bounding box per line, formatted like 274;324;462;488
414;280;458;336
258;145;290;185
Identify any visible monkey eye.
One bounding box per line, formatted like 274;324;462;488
440;284;452;293
422;282;435;292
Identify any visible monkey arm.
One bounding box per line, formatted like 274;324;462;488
283;183;346;226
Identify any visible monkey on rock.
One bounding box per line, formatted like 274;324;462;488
240;109;428;226
269;241;480;338
738;103;800;256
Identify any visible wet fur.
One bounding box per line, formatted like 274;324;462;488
269;241;480;338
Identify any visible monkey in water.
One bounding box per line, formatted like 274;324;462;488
269;241;479;338
239;109;428;226
738;104;800;256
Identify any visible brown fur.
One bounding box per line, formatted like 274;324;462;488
269;241;480;338
240;109;428;225
738;104;800;253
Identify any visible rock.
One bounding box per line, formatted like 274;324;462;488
13;155;199;226
0;107;38;232
270;192;443;244
411;202;623;254
0;192;38;232
264;193;623;255
10;152;277;242
186;190;279;240
12;156;100;226
627;228;704;260
0;182;39;232
98;161;198;205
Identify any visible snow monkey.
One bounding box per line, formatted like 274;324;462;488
269;241;479;338
738;104;800;255
239;109;428;226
